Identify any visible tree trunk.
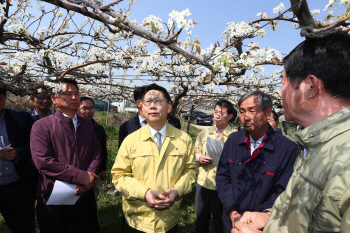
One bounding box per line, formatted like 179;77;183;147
187;104;194;133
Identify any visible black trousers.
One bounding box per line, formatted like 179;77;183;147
0;178;36;233
195;183;223;233
123;219;178;233
37;190;99;233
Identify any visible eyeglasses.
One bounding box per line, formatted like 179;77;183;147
214;111;227;116
80;107;94;111
143;98;167;107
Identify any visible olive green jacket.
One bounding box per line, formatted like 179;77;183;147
265;106;350;233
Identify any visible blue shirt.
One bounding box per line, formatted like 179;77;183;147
0;110;20;185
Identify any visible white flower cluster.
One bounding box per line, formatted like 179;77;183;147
324;0;335;10
43;81;65;94
256;12;267;19
168;9;195;30
143;15;164;33
88;47;108;60
311;9;320;16
8;23;32;36
226;21;266;39
273;3;285;14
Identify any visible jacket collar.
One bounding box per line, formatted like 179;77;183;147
238;124;276;151
141;122;175;141
208;125;233;137
55;109;83;125
291;105;350;150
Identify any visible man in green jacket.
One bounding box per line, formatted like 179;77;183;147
233;32;350;233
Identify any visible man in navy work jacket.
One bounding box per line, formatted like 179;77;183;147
216;90;299;233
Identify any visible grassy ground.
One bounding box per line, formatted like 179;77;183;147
0;113;201;232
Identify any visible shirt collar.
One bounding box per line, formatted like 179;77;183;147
216;126;227;135
138;115;146;124
149;123;167;138
249;134;265;145
62;113;77;120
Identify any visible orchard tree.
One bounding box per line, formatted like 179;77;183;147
0;0;349;113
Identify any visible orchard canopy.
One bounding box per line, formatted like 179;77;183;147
0;0;349;113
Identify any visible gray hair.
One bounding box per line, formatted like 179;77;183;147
238;90;272;112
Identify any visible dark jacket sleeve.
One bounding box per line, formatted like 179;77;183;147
7;110;35;177
216;136;237;214
87;128;101;175
96;124;107;171
118;121;128;148
256;143;299;212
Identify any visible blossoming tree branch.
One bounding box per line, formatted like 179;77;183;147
0;0;349;113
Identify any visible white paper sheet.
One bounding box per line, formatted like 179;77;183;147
205;137;225;166
46;180;79;205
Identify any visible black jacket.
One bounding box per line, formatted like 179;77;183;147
91;118;107;172
4;109;35;180
118;115;141;148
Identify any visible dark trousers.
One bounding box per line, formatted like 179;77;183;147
37;190;99;233
195;183;223;233
0;178;36;233
123;219;178;233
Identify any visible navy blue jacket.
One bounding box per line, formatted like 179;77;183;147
4;109;35;180
216;125;299;231
118;114;181;148
118;115;141;148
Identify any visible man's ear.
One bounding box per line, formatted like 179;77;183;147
167;102;172;114
30;96;35;102
51;95;57;105
265;107;272;118
304;75;322;99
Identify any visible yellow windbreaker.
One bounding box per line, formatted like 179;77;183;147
112;123;197;233
195;125;234;190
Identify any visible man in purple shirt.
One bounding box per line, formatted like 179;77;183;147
30;79;101;233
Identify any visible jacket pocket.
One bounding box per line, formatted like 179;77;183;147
130;151;154;182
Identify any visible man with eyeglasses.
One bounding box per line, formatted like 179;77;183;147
31;79;101;233
112;83;197;233
194;99;237;233
27;92;53;121
78;97;107;203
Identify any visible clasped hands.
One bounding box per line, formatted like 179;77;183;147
145;188;179;210
230;211;271;233
75;171;98;196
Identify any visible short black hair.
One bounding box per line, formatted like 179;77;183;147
142;83;171;103
271;110;279;122
134;86;145;102
80;96;95;108
284;32;350;101
215;99;237;121
61;78;79;91
238;90;272;112
0;86;7;97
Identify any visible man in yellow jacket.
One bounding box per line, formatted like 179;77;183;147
112;83;197;233
195;99;236;233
